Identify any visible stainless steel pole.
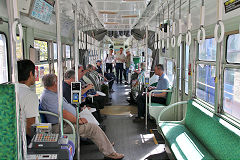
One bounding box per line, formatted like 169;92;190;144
55;0;63;136
74;8;80;160
145;26;148;129
6;0;21;159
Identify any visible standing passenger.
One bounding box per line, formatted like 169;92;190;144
124;50;131;84
115;47;125;84
105;49;114;73
17;60;39;143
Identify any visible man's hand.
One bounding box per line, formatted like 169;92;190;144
148;86;156;91
79;118;88;124
86;84;94;90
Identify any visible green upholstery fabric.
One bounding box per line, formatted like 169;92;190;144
166;88;172;105
151;82;158;87
0;84;18;159
159;122;215;160
185;100;240;159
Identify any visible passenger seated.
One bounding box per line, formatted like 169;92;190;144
133;64;170;122
17;60;39;144
40;74;124;159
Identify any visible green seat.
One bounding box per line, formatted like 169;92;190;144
148;88;172;121
159;122;214;160
158;99;240;160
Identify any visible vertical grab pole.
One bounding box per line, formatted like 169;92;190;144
74;7;80;160
6;0;22;159
56;0;63;136
145;26;148;129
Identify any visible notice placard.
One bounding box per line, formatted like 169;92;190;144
224;0;240;13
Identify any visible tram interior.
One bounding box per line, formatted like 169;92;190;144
0;0;240;159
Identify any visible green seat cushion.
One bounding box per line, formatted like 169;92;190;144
166;89;172;105
159;122;215;160
185;100;240;159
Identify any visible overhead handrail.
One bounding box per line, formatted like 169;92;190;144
12;20;23;44
166;2;170;49
197;0;206;45
177;0;182;47
161;4;165;49
186;0;192;46
171;0;176;48
214;0;224;43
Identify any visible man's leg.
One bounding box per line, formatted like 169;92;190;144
79;123;115;156
115;64;120;83
136;94;146;118
119;63;123;83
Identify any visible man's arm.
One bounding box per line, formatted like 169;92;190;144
62;109;87;124
26;117;35;136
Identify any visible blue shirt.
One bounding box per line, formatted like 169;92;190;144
40;89;76;124
154;73;170;98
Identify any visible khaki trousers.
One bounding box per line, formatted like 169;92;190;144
52;123;115;156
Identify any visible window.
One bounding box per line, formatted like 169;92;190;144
35;63;49;97
185;45;189;94
179;44;182;90
223;68;240;120
0;34;8;83
66;45;71;59
16;36;24;60
34;40;48;61
196;64;216;106
53;43;57;59
199;38;216;61
226;34;240;63
166;60;174;86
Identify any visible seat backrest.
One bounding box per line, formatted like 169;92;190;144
39;103;48;123
185;100;240;159
166;88;172;105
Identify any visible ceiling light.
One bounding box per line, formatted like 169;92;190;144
122;15;138;18
99;11;118;14
104;22;119;24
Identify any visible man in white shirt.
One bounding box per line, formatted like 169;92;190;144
115;47;125;84
17;60;39;140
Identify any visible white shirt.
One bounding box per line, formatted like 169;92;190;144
115;52;125;63
105;54;114;63
18;83;39;123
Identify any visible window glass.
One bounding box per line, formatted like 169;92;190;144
223;68;240;120
66;60;71;70
0;34;8;83
53;43;57;59
166;60;174;86
35;64;49;97
199;38;216;61
226;34;240;63
196;64;216;106
34;40;48;61
66;45;71;59
16;36;24;60
185;45;189;94
179;44;182;90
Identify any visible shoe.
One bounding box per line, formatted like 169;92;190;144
132;117;144;123
125;82;128;85
105;152;124;160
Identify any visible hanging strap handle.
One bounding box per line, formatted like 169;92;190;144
214;0;224;43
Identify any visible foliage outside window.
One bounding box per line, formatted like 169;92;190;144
16;36;24;60
53;43;57;59
35;63;49;97
34;40;48;61
66;45;71;59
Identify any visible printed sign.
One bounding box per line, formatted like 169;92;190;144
35;66;39;81
224;0;240;13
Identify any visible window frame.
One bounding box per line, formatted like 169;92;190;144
34;39;49;62
195;37;217;107
0;32;9;83
185;44;190;95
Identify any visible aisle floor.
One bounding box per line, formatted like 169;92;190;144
79;83;169;160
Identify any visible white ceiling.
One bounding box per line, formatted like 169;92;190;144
89;0;150;30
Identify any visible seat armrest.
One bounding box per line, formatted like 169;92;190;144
149;90;172;106
157;101;188;123
39;111;76;136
